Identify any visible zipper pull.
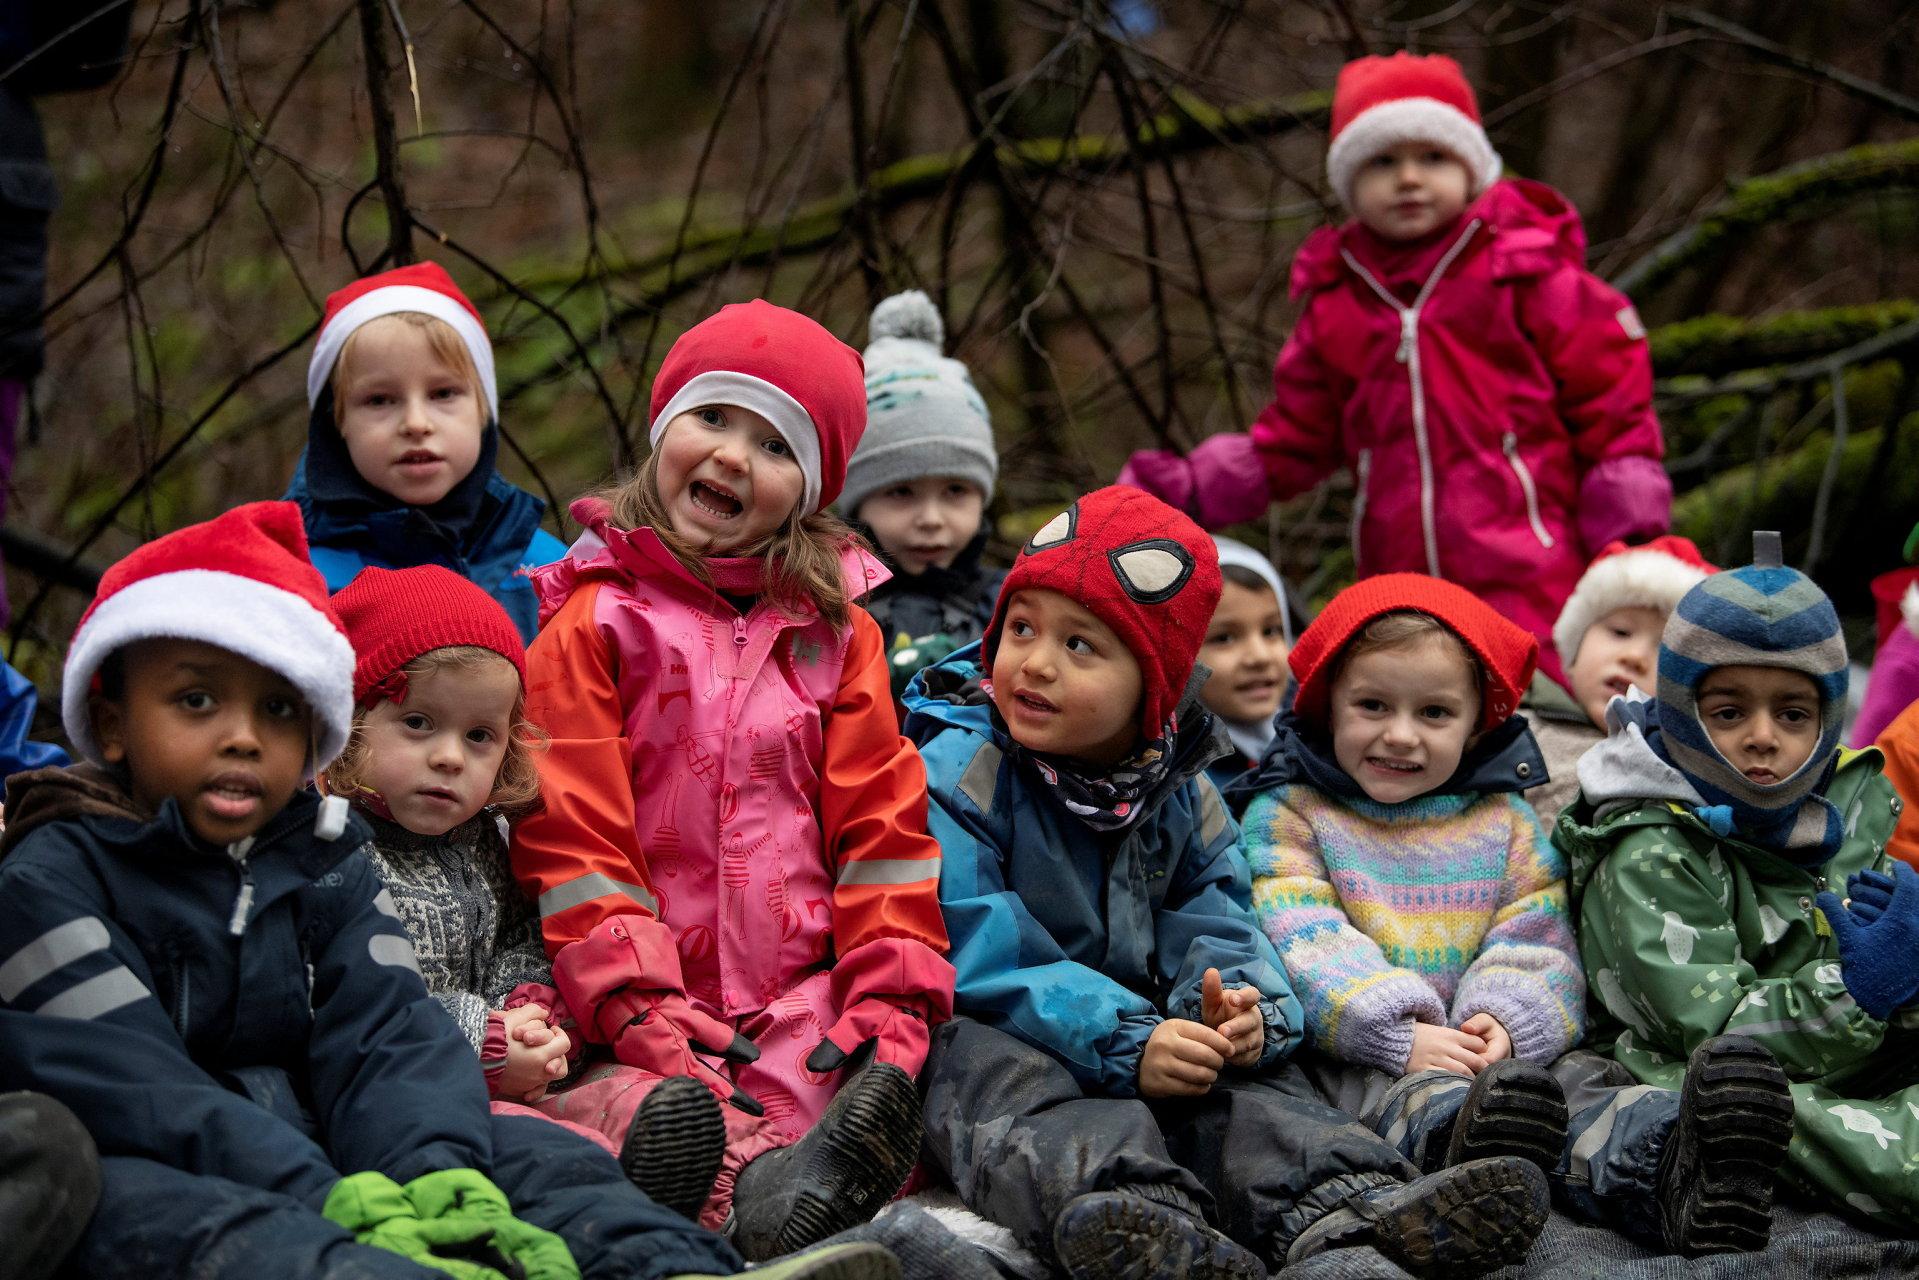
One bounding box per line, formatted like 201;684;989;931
229;864;256;936
1395;309;1417;363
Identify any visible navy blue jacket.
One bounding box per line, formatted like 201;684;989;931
903;646;1304;1098
0;766;491;1208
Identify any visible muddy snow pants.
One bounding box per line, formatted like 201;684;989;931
59;1113;744;1280
920;1017;1420;1264
0;1092;100;1280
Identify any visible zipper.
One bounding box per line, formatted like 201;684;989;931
1502;433;1556;549
169;954;190;1035
227;835;257;937
1340;219;1482;581
1349;448;1373;575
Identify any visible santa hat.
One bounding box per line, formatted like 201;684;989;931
307;262;497;418
986;486;1222;741
1289;573;1537;735
1554;536;1718;667
649;300;867;517
331;565;526;707
1326;52;1502;209
63;502;356;776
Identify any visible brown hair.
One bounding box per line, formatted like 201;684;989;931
596;450;863;630
1337;610;1483;694
330;312;485;425
322;646;546;820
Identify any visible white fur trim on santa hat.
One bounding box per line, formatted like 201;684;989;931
306;284;499;418
1902;581;1919;639
649;369;826;517
1554;548;1711;667
63;570;357;777
1326;97;1502;209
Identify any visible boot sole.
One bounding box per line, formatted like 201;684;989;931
1444;1060;1568;1174
1052;1192;1266;1280
619;1074;727;1221
1660;1036;1794;1256
776;1064;924;1254
742;1240;903;1280
1373;1157;1549;1276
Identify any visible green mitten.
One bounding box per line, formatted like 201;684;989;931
405;1169;581;1280
322;1171;508;1280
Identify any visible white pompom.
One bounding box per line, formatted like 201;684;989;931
868;289;945;348
315;793;350;842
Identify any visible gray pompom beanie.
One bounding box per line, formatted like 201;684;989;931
838;290;998;518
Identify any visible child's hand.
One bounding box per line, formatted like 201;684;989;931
498;1005;571;1102
1457;1013;1511;1065
1405;1022;1490;1077
1139;1019;1235;1098
1200;968;1265;1068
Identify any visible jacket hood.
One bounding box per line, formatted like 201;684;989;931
0;763;146;858
1523;669;1591;725
1573;689;1704;820
1291;177;1589;298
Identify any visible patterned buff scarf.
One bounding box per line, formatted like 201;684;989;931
983;675;1178;831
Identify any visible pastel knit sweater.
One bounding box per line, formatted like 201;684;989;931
1242;783;1583;1074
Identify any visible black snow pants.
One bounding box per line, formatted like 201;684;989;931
0;1091;100;1280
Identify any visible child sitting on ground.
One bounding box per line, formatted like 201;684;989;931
1118;51;1669;681
0;502;890;1280
906;486;1550;1280
1560;531;1919;1242
287;262;566;642
838;290;1002;706
1199;535;1307;799
1522;536;1717;826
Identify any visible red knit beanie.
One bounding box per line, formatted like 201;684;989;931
307;262;495;417
1326;52;1502;208
331;565;526;706
1289;573;1537;735
986;486;1222;740
649;300;867;517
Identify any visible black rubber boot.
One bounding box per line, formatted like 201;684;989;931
1439;1059;1568;1175
1051;1189;1267;1280
1286;1157;1548;1277
619;1074;728;1221
730;1064;923;1260
1656;1035;1794;1256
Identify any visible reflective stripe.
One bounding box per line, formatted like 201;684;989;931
838;858;942;887
958;743;1003;814
539;873;658;919
35;966;149;1020
1734;994;1859;1040
0;917;112;1001
368;934;423;977
371;888;403;920
1196;777;1229;847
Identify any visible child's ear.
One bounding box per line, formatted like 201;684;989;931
88;695;128;764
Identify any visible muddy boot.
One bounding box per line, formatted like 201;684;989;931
668;1240;902;1280
619;1074;728;1221
1286;1157;1548;1277
1656;1035;1794;1256
730;1064;922;1260
1051;1187;1266;1280
1439;1060;1567;1175
815;1201;1003;1280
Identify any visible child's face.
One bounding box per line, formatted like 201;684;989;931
990;588;1143;766
335;316;486;507
1565;606;1664;728
1329;632;1480;804
1199;580;1288;727
90;639;312;846
856;476;986;574
1350;141;1472;242
1698;665;1821;785
351;655;519;837
654;405;804;555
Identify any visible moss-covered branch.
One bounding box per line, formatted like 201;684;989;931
1650;301;1919;378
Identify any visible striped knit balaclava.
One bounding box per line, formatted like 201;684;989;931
1655;531;1848;861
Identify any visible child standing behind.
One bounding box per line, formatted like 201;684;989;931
838;290;1002;704
1199;535;1307;798
288;263;567;643
1120;52;1669;680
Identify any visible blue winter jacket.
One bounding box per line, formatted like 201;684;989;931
903;645;1304;1098
0;766;493;1208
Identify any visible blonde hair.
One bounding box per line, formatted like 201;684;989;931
331;312;485;425
322;646;546;820
1338;610;1482;693
596;450;863;630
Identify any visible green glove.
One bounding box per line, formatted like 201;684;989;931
322;1171;510;1280
405;1169;581;1280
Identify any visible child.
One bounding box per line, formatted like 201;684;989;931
511;301;957;1260
1523;536;1717;826
0;502;892;1280
838;289;1002;704
1559;531;1919;1240
1199;535;1307;797
1239;575;1584;1182
906;487;1549;1280
1117;52;1669;681
287;262;567;643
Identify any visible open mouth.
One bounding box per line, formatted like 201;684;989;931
202;772;263;820
690;480;743;519
1604;677;1634;698
1012;688;1059;716
1365;757;1422;775
397;449;443;468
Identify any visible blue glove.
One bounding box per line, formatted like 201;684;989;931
1816;861;1919;1020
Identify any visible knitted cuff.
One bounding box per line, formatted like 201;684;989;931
1330;978;1446;1074
1452;986;1573;1064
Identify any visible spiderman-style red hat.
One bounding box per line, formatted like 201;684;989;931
986;486;1222;739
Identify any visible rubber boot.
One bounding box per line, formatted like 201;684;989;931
620;1074;728;1221
729;1064;922;1260
1439;1059;1568;1175
1286;1156;1548;1277
1656;1035;1794;1256
667;1240;901;1280
1051;1187;1267;1280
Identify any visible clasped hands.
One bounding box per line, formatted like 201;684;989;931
1138;968;1266;1098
